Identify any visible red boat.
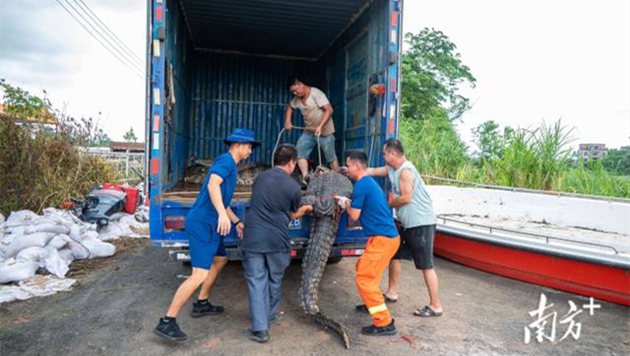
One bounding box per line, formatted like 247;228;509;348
433;217;630;306
423;183;630;307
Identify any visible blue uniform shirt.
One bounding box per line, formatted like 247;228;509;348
187;153;237;223
351;176;398;238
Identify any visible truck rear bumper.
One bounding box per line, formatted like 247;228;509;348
157;241;366;262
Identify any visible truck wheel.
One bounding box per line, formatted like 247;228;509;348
327;256;343;264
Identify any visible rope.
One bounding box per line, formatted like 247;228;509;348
272;125;323;169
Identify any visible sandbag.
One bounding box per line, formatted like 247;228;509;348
0;257;16;268
0;261;40;284
25;223;70;235
46;234;72;250
67;240;90;260
82;238;116;258
4;232;56;258
4;210;39;227
69;225;83;241
98;222;131;241
82;231;99;241
4;226;26;235
43;247;69;278
43;208;82;225
0;232;15;245
57;248;75;265
15;246;50;264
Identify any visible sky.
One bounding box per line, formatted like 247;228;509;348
1;0;628;150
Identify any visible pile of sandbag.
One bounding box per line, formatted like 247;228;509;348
0;207;149;302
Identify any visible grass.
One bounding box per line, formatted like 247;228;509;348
401;117;630;199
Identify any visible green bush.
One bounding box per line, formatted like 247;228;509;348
0;116;120;215
0;80;120;215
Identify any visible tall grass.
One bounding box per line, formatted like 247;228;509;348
400;109;469;179
555;162;630;198
401;116;630;199
0;116;120;215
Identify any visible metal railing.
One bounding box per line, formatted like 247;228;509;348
81;150;145;185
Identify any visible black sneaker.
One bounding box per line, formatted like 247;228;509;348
153;318;188;341
190;300;224;318
355;304;369;314
361;319;397;336
245;329;269;343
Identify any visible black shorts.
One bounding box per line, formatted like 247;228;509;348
392;224;436;270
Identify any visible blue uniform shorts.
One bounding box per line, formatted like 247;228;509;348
186;219;227;270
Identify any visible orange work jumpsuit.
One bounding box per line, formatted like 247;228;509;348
356;234;400;327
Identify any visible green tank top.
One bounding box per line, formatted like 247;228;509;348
387;161;436;228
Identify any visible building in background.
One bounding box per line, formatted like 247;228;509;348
578;143;608;161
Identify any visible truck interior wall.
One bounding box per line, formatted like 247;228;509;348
162;0;391;192
185;52;324;169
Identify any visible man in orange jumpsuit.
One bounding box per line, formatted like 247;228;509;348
335;150;400;336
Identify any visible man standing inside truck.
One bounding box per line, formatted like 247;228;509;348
153;128;260;342
285;76;339;185
239;144;314;343
366;138;443;318
335;150;400;336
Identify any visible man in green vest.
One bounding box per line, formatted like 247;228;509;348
366;138;443;317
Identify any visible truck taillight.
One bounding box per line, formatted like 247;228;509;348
164;217;185;230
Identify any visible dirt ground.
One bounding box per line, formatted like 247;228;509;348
1;241;628;356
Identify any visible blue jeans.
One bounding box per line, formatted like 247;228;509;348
296;133;338;164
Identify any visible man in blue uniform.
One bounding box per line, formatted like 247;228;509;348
336;150;400;336
153;128;260;342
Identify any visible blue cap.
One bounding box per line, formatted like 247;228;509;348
224;128;261;148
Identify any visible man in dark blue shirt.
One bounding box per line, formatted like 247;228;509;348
240;144;313;343
154;128;260;342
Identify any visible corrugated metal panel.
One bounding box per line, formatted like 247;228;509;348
187;51;325;165
180;0;371;58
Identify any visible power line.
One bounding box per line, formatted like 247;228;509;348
73;0;144;67
63;0;144;73
52;0;143;79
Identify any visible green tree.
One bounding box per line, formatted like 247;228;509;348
472;120;505;161
0;79;51;120
601;147;630;176
124;127;138;142
401;108;469;178
401;28;477;121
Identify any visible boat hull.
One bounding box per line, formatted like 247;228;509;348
434;230;630;306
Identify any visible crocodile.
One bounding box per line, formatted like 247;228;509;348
298;169;353;349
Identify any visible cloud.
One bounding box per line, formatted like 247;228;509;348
0;0;90;85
